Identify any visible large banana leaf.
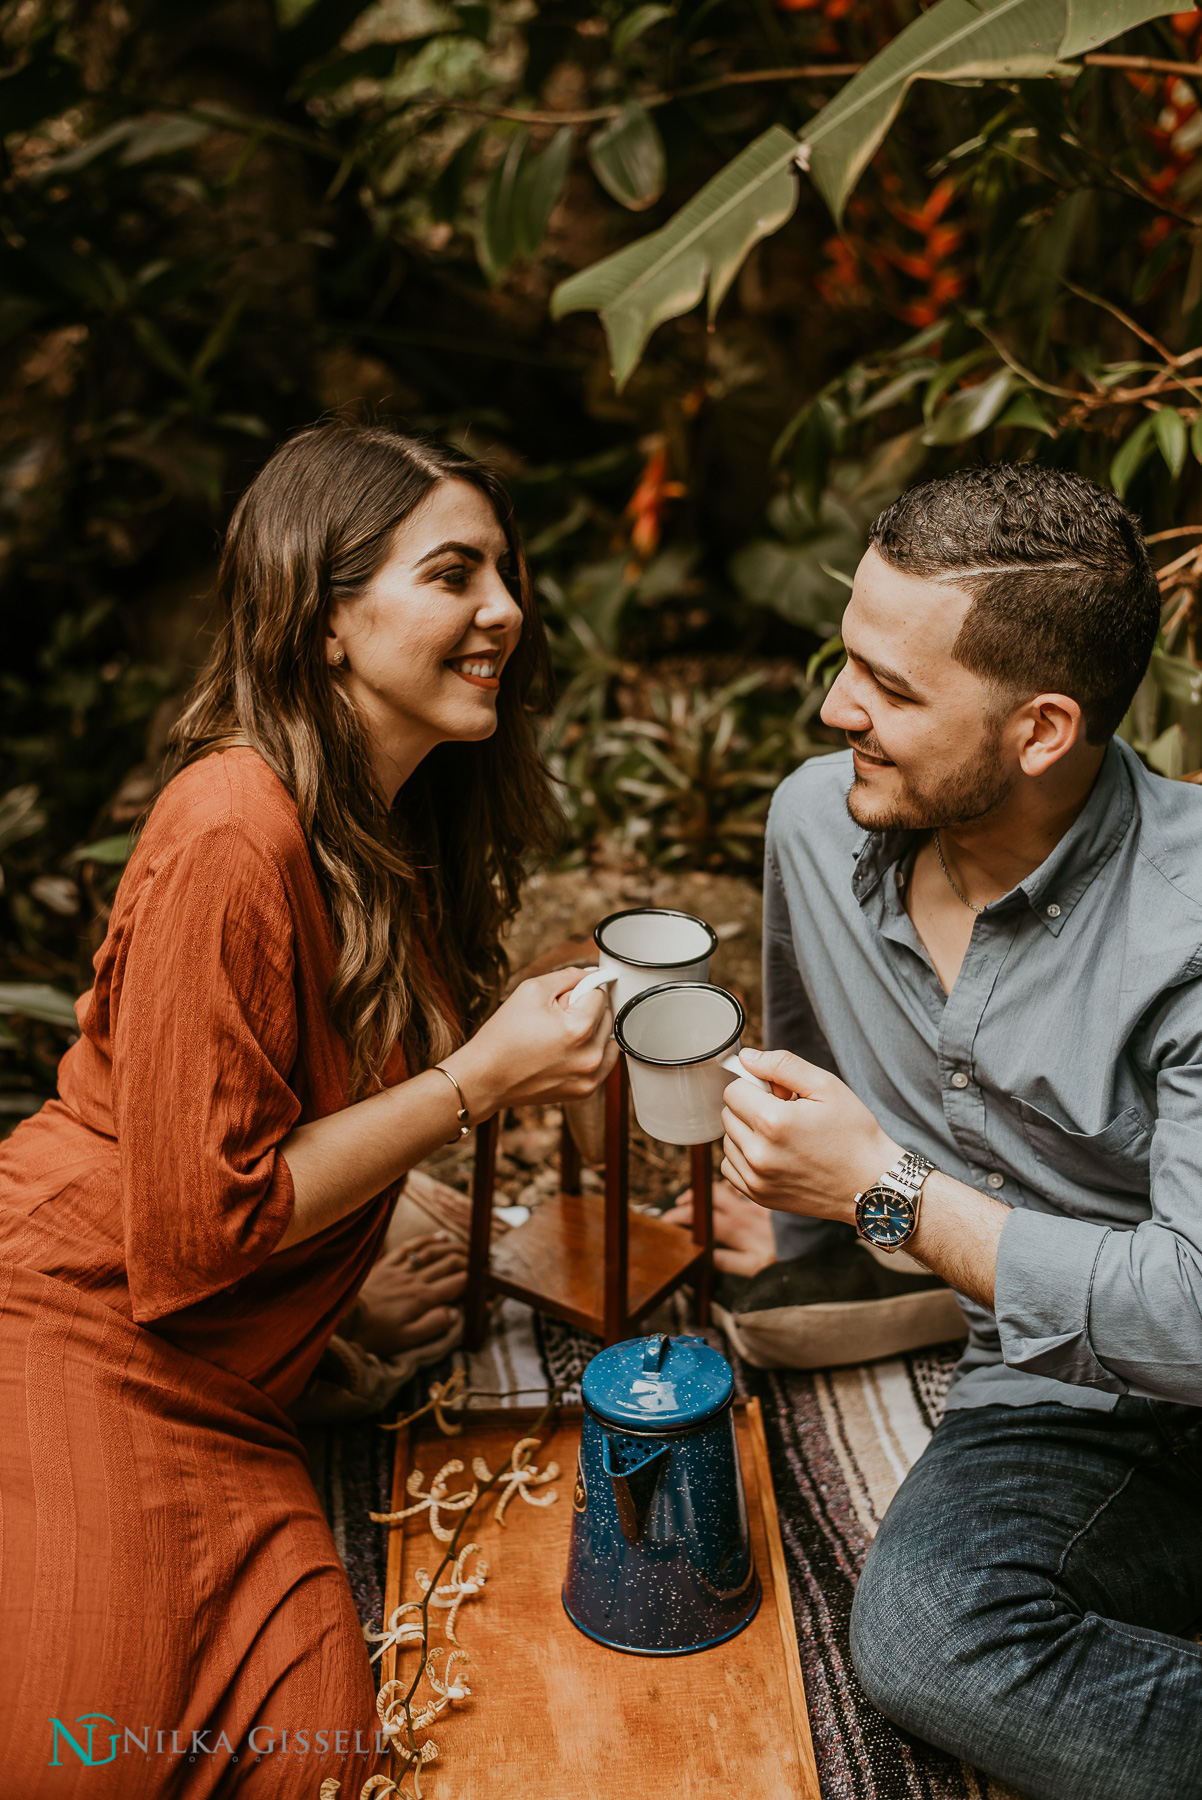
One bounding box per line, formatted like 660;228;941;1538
551;126;799;389
1060;0;1195;58
802;0;1074;221
552;0;1193;383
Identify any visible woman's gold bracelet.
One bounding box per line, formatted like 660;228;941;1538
432;1064;471;1142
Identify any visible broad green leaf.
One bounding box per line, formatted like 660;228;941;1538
994;389;1056;434
852;366;936;420
922;369;1015;444
0;983;80;1028
730;496;863;634
1110;415;1156;498
119;116;212;166
730;538;849;635
783;398;838;518
551;126;799;389
800;0;1072;221
1150;647;1202;705
588;104;667;212
1153;407;1187;479
1192;416;1202;465
1146;722;1186;780
66;833;134;865
517;127;572;255
479;129;571;278
0;785;45;854
479;132;528;280
1059;0;1193;58
923;348;995;421
613;4;674;58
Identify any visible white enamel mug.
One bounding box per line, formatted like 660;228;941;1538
566;907;719;1016
613;981;771;1146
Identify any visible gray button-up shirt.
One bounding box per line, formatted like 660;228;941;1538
764;739;1202;1410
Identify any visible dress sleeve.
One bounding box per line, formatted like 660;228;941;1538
108;807;301;1322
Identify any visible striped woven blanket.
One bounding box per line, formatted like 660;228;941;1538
302;1300;1025;1800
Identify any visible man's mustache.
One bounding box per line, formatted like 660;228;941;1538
847;729;892;764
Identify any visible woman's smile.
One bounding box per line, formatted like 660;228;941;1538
446;652;500;690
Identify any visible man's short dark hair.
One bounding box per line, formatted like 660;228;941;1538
868;464;1160;743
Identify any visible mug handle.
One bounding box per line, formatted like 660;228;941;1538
720;1051;772;1095
566;968;617;1009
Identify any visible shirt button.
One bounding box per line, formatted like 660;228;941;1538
986;1172;1005;1189
950;1071;970;1089
1046;903;1061;918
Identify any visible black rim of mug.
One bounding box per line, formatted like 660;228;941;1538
593;906;720;969
612;981;745;1069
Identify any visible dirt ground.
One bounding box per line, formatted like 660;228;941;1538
417;866;764;1215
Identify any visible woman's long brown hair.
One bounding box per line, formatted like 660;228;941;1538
170;422;557;1097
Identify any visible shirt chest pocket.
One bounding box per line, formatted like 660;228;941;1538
1014;1098;1150;1195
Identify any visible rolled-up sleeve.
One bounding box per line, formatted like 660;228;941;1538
110;811;300;1322
996;995;1202;1406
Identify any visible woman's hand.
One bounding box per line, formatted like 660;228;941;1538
447;967;619;1119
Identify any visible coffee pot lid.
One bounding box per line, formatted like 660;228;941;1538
581;1333;734;1430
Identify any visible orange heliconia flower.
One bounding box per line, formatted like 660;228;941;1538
626;438;685;562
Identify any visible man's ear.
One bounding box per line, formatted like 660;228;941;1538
1015;692;1084;776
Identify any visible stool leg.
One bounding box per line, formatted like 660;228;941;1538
603;1060;630;1345
465;1114;500;1351
690;1140;713;1329
560;1109;581;1196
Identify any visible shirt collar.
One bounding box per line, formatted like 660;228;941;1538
850;738;1133;936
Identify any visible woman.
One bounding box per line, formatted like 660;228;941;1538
0;423;614;1796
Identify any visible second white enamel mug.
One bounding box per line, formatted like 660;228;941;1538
613;981;770;1146
566;907;719;1016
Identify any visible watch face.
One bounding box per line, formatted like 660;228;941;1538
857;1187;915;1248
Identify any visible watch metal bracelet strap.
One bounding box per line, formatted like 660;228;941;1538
854;1148;936;1251
432;1064;471;1142
883;1149;936;1201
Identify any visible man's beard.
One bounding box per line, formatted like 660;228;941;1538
845;720;1013;832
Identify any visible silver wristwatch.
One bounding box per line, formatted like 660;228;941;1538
854;1150;936;1253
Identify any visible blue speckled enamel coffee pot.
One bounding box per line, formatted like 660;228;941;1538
562;1333;760;1655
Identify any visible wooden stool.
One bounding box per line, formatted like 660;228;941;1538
464;1059;715;1349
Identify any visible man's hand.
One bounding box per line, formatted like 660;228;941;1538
720;1047;902;1224
722;1046;1008;1309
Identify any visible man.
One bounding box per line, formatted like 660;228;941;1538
724;464;1202;1800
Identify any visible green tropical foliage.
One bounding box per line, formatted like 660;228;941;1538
6;0;1202;1119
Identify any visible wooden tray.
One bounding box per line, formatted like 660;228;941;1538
381;1399;819;1799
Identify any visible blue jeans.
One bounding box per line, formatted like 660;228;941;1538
849;1400;1202;1800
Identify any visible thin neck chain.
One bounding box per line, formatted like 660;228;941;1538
933;831;984;916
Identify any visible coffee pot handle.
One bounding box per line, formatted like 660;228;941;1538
643;1332;668;1373
720;1052;772;1095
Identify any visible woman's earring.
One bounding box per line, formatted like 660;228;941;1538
331;649;345;666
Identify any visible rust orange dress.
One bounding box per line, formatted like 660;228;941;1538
0;749;409;1797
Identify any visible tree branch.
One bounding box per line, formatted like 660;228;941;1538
449;64;864;127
